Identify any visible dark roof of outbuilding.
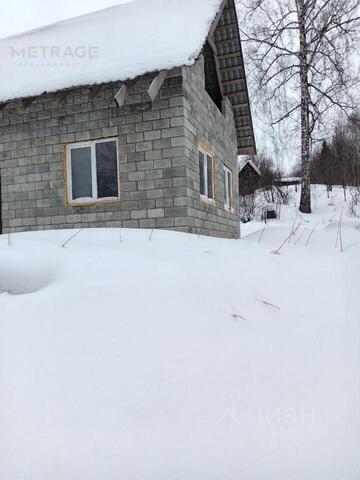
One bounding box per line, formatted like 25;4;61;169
239;159;261;176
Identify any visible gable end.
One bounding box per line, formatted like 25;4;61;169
211;0;256;155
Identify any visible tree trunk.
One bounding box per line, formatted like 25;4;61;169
298;1;312;214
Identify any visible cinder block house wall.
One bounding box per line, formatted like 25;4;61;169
0;61;240;238
182;57;240;238
0;0;256;239
0;70;195;233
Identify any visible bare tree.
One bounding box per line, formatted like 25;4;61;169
237;0;360;213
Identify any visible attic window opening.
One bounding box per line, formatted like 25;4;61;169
203;42;223;111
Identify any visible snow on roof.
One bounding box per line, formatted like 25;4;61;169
239;159;261;176
280;177;301;183
0;0;223;103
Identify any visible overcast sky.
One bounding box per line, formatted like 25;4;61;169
0;0;132;38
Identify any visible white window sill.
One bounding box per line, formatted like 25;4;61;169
225;205;235;213
68;196;120;206
200;195;216;206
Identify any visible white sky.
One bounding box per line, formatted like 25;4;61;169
0;0;133;38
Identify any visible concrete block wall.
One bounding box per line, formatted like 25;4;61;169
181;57;240;238
0;70;191;233
0;59;240;238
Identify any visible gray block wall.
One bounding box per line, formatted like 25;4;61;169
0;58;240;238
181;57;240;238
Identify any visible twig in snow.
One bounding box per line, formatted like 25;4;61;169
305;221;320;248
339;208;344;253
288;214;299;244
262;301;281;311
343;242;358;251
7;230;11;248
61;229;82;249
148;229;155;241
335;208;344;252
335;222;340;249
294;227;306;246
232;313;246;321
272;222;302;255
258;222;267;243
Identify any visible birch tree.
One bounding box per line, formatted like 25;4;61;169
237;0;360;213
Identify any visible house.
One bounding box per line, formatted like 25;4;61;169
239;159;261;196
0;0;256;239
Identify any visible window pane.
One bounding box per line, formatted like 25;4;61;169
199;151;206;196
228;171;232;203
96;141;118;198
71;147;92;200
224;169;229;204
226;172;231;207
224;168;232;207
207;155;214;199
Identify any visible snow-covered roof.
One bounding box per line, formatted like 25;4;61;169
239;159;261;176
280;177;301;183
0;0;223;103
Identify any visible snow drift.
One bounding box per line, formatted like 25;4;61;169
0;186;359;479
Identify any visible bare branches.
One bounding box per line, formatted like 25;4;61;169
272;221;302;254
271;103;301;125
236;0;360;213
237;0;360;130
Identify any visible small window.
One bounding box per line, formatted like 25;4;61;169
199;148;214;200
224;166;233;209
66;139;119;203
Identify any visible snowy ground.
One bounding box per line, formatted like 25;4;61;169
0;185;359;480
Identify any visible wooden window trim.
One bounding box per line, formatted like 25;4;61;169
198;143;216;204
64;137;120;206
224;165;234;211
198;141;215;158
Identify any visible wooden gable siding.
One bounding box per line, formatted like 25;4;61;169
212;0;256;155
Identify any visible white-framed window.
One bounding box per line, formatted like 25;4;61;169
199;147;214;200
66;138;119;203
224;166;233;209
